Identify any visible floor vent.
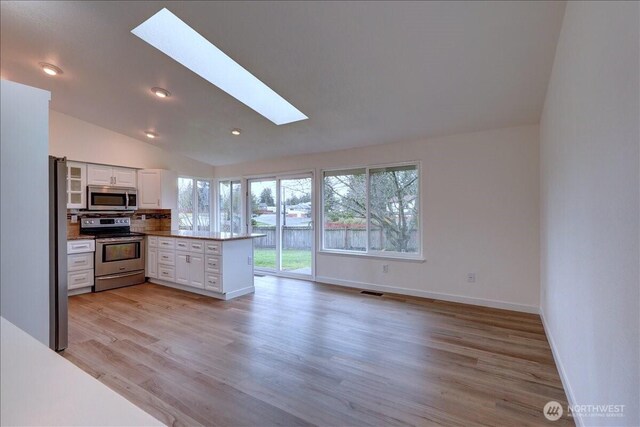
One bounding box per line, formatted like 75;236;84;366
361;290;384;297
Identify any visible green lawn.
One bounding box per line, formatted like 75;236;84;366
254;248;311;271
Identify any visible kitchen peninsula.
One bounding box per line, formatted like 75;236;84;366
144;231;265;300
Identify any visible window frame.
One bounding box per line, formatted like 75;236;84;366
215;177;245;234
177;175;213;232
320;161;423;261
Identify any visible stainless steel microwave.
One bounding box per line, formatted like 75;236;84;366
87;185;138;211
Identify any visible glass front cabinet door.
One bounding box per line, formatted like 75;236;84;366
67;161;87;209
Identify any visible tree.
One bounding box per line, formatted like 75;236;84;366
250;193;259;215
323;168;418;252
298;193;311;204
368;168;418;252
260;187;274;206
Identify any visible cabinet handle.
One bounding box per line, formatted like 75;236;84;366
186;255;190;263
157;199;160;207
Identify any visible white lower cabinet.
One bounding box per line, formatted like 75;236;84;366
175;251;205;289
189;253;205;289
205;254;222;292
146;236;158;279
158;265;175;281
147;235;253;299
205;274;221;292
67;239;95;294
158;250;175;266
147;247;158;279
175;252;189;286
68;270;94;290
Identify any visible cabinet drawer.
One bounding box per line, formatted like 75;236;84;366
67;253;94;272
205;256;221;274
67;239;95;254
158;265;175;281
204;241;222;255
158;250;175;266
205;274;222;292
148;236;158;248
158;238;175;249
68;270;94;290
189;240;205;253
175;239;190;251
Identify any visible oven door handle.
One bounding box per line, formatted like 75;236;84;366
96;237;144;243
96;271;144;280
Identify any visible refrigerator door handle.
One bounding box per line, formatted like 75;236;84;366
49;156;68;351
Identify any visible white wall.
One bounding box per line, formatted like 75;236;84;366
0;80;51;344
49;111;213;177
216;125;541;312
540;2;639;425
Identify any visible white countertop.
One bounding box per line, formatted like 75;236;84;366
0;317;163;427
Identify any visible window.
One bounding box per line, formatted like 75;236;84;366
368;165;419;253
322;163;420;256
218;180;242;233
323;169;366;251
178;177;212;231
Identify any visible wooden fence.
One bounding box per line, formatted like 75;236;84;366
252;226;418;251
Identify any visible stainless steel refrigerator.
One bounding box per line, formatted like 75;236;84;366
49;156;68;351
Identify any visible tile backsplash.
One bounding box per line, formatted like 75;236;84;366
67;209;171;239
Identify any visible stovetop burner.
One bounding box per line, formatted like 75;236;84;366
80;216;144;239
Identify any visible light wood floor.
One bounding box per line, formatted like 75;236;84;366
64;276;572;426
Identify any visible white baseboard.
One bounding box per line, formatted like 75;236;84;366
224;286;255;300
314;275;539;314
538;307;582;427
149;279;255;301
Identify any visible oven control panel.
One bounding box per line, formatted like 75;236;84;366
81;217;131;228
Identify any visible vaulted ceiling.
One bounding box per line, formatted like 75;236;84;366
1;1;565;166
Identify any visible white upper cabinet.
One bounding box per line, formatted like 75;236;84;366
112;167;137;187
137;169;177;209
87;164;137;187
66;161;87;209
87;164;112;186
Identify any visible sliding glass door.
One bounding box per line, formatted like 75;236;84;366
248;174;313;277
249;179;278;271
279;177;313;274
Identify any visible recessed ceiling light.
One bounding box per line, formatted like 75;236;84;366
145;131;158;139
151;87;171;98
39;62;63;76
132;8;308;126
231;129;241;136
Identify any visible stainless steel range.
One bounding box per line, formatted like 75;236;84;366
80;217;146;292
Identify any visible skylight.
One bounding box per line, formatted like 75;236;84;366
132;8;307;126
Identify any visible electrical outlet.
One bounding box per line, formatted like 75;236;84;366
70;215;78;223
382;264;389;273
467;273;476;283
141;214;146;220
